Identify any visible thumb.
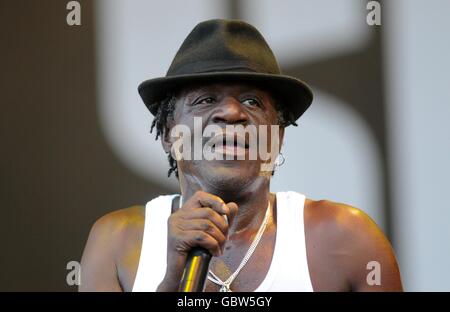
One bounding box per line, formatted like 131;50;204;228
225;202;238;227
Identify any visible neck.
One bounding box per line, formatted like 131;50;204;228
179;173;271;235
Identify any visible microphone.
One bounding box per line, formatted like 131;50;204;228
178;247;212;292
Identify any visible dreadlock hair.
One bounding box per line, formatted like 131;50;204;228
149;95;178;178
149;89;298;178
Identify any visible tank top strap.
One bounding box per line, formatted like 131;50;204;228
132;194;178;292
255;191;313;291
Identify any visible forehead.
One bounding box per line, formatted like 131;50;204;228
177;81;273;98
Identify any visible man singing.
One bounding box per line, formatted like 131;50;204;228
80;19;402;292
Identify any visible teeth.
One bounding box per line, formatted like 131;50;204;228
215;135;248;149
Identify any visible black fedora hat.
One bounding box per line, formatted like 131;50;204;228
138;19;313;123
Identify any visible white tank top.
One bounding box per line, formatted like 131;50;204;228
132;191;313;292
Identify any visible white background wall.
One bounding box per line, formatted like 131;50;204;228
384;0;450;291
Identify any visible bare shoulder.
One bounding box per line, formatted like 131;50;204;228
86;205;146;267
303;199;403;291
91;205;145;239
304;199;377;236
79;205;145;292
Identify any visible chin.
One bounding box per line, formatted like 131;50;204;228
200;160;260;192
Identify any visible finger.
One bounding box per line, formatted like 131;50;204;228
185;191;228;215
198;194;229;215
181;207;229;235
184;230;222;257
178;219;226;248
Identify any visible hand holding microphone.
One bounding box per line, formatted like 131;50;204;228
157;191;238;292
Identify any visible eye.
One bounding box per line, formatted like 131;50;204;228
241;98;261;107
195;96;216;105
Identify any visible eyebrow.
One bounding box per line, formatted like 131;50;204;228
182;83;268;96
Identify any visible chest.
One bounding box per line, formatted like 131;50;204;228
203;225;276;292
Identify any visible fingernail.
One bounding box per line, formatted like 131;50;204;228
222;203;229;214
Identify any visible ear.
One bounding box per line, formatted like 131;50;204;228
161;122;173;155
161;95;180;155
278;126;285;152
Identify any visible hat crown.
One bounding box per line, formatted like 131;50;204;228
167;19;281;76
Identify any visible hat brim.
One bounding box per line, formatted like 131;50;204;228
138;72;313;123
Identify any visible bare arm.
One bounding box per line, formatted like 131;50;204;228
306;201;403;291
341;206;403;291
79;213;123;292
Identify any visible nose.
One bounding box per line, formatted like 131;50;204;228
211;96;248;125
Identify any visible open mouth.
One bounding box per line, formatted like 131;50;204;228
209;134;249;157
221;136;249;149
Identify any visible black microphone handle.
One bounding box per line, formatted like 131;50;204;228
178;247;212;292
